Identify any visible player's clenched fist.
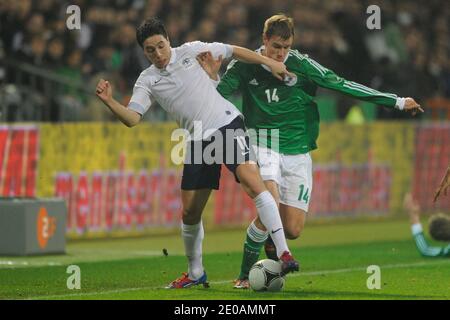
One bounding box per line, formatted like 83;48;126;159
96;79;112;103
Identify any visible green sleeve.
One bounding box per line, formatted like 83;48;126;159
217;59;242;100
413;232;450;257
299;55;398;108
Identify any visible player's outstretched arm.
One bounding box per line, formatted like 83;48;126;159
231;45;294;81
296;54;424;116
434;164;450;203
95;79;141;127
404;193;421;225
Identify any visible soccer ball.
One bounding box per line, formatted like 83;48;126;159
248;259;285;292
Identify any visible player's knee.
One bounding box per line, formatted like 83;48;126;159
241;182;260;199
182;208;202;224
284;228;301;240
236;164;265;198
240;176;266;199
285;225;302;240
237;174;255;197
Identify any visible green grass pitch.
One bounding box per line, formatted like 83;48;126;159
0;219;449;300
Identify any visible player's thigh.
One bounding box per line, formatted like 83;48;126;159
237;145;282;200
181;189;212;223
221;118;266;198
181;141;220;223
279;152;312;217
255;145;282;185
279;204;306;239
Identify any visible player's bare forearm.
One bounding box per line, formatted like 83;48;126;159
231;45;293;80
434;165;450;203
231;46;272;66
96;78;141;127
404;193;421;225
105;98;141;128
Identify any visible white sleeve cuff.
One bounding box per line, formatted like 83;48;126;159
411;223;423;235
395;97;406;110
128;102;146;115
224;44;233;59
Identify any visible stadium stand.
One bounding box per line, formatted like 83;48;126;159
0;0;449;122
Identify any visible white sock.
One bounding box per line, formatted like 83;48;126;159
247;220;269;243
254;191;289;257
182;221;204;280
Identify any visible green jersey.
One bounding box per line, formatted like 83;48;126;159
412;224;450;257
217;49;399;154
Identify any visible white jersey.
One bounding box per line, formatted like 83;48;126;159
128;41;242;140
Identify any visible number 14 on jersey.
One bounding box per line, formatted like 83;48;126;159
265;89;279;103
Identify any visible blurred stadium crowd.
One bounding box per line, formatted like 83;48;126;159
0;0;449;122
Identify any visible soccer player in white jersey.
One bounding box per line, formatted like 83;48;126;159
95;18;299;288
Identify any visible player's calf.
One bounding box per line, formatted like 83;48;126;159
264;235;278;261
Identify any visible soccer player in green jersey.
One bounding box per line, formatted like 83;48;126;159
404;193;449;257
199;14;424;288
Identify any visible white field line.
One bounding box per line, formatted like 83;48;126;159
0;261;63;268
24;259;450;300
0;251;179;269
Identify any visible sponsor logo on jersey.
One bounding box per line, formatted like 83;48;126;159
249;79;259;86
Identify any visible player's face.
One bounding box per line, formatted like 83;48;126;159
142;35;171;69
263;35;293;62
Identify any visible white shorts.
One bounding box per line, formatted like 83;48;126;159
255;146;313;212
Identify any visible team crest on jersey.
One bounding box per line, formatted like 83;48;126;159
182;57;194;69
284;74;298;87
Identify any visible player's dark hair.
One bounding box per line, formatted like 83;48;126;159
136;17;168;48
428;213;450;242
263;14;294;40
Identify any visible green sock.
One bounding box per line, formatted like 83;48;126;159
238;224;267;280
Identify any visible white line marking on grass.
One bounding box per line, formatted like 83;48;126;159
25;260;449;300
0;261;63;268
69;249;168;255
210;260;450;285
0;251;182;269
